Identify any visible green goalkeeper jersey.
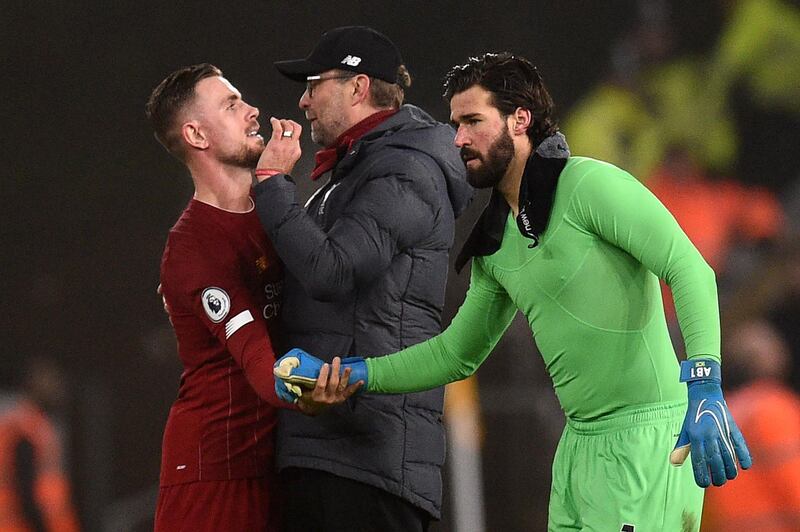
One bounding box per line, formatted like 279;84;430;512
366;157;720;421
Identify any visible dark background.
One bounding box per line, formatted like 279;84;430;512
4;2;794;530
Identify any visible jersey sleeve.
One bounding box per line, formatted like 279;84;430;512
566;161;721;361
160;236;288;409
366;258;517;393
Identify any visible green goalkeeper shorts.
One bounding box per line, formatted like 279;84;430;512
548;400;704;532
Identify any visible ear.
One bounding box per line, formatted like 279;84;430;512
182;121;208;150
508;107;532;137
351;74;371;106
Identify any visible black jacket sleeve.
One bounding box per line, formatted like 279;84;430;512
254;157;441;301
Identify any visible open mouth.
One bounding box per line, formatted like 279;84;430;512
246;122;261;138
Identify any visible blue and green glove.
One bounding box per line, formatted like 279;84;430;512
670;359;752;487
273;348;368;403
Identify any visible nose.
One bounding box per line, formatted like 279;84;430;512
454;125;469;148
247;103;259;120
299;89;311;110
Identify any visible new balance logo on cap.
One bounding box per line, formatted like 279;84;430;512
274;26;403;83
341;55;362;66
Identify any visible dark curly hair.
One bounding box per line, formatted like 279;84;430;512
443;52;558;147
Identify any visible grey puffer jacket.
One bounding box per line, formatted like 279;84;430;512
253;104;472;518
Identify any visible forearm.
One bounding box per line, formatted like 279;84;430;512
254;176;355;298
243;355;294;410
367;335;474;393
255;176;397;300
367;266;516;393
255;171;436;301
230;329;297;410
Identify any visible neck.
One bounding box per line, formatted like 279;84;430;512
187;158;253;212
350;105;386;127
332;105;389;143
497;141;533;216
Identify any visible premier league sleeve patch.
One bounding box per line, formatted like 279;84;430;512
201;287;230;323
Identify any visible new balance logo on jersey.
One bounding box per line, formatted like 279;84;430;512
515;207;540;248
519;212;532;233
341;55;362;66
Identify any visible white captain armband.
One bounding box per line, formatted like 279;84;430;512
225;310;254;339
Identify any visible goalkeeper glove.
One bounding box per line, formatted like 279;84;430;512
670;359;752;487
273;349;368;402
275;379;300;404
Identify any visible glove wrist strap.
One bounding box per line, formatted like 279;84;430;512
342;358;368;389
679;359;721;384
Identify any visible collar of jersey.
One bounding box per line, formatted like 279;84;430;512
455;132;570;272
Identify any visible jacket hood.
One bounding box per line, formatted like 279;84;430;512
355;104;473;217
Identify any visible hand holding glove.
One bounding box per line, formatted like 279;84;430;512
670;359;752;487
273;348;366;409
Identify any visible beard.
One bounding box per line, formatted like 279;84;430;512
310;126;330;147
307;99;348;147
461;128;515;189
219;138;264;169
309;114;347;147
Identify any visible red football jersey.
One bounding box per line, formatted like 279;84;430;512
158;198;286;486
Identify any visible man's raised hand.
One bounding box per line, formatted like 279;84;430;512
255;117;303;180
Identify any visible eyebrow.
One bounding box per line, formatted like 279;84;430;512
451;112;481;125
222;93;240;106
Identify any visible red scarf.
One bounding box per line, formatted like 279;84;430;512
310;109;398;180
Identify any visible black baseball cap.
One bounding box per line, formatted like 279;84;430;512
274;26;403;83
